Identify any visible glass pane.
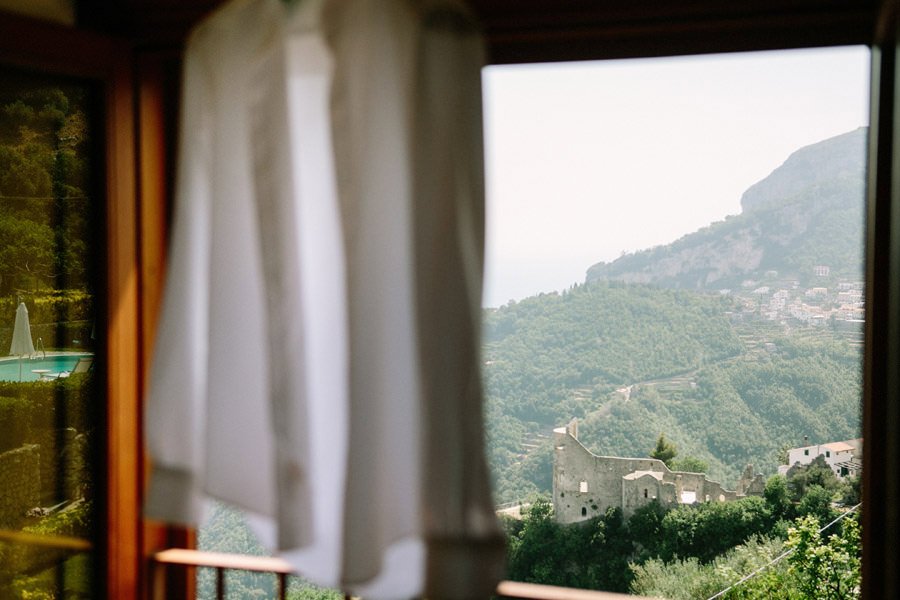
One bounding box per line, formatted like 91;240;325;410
483;47;868;596
0;67;102;598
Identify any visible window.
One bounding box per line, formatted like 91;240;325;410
133;3;897;598
0;63;104;599
3;3;895;600
149;3;897;598
0;14;140;598
484;46;868;594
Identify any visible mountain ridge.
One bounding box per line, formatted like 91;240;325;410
740;127;867;213
585;128;867;289
485;129;867;502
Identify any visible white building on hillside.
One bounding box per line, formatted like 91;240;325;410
778;438;862;479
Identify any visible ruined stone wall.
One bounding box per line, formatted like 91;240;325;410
699;480;738;503
0;444;40;527
675;472;707;499
622;474;676;515
553;428;673;522
553;426;751;522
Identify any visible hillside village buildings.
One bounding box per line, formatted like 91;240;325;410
551;420;863;526
552;420;765;523
778;438;863;480
725;272;864;334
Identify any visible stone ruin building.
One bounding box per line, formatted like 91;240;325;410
552;420;765;523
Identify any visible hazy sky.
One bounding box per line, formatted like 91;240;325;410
482;46;871;308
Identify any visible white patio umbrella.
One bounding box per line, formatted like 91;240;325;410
9;302;35;381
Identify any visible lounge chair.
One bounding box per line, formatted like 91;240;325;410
40;356;94;380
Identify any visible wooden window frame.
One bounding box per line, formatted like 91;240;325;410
474;3;896;597
475;3;896;598
5;1;900;598
0;11;141;599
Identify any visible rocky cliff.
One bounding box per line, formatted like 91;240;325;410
585;128;867;289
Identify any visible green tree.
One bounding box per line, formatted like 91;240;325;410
764;474;792;521
672;456;709;473
776;443;792;465
795;484;837;524
0;84;92;294
0;215;57;290
650;433;678;468
786;515;860;600
577;507;634;592
786;456;840;502
506;498;567;585
630;536;798;600
506;499;635;592
839;475;861;506
628;500;668;560
658;496;773;563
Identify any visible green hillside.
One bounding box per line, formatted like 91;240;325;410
484;283;862;503
484;283;742;422
576;334;861;485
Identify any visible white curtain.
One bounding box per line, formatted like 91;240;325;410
144;0;504;597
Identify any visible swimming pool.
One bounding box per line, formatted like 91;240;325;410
0;353;94;382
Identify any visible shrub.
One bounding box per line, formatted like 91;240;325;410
0;396;32;452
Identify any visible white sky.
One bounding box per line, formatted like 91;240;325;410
482;46;871;308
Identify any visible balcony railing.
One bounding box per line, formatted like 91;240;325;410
2;529;641;598
151;549;293;600
150;549;642;600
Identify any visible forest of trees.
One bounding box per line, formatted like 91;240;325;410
483;281;862;503
483;264;863;599
0;76;96;296
504;454;860;598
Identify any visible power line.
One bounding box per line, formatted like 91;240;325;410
706;503;861;600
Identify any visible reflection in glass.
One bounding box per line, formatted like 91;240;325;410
0;67;101;599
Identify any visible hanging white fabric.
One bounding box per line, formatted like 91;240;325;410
144;0;503;597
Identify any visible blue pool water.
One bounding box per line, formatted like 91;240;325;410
0;353;93;382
